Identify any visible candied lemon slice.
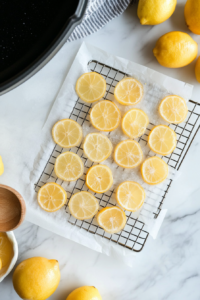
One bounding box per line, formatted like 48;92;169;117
86;164;113;194
68;191;99;220
76;72;106;103
148;125;177;156
116;181;145;212
52;119;82;148
122;108;149;139
159;95;188;124
0;258;2;270
114;140;143;168
83;133;112;162
90;100;121;132
37;182;67;212
97;207;126;234
54;152;84;181
114;77;143;105
141;156;168;185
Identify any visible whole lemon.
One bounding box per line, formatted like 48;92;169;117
185;0;200;35
66;286;102;300
13;257;60;300
0;156;4;176
137;0;177;25
195;57;200;83
153;31;198;68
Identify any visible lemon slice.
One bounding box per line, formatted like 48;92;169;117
141;157;168;185
114;140;143;168
86;164;113;194
52;119;82;148
122;108;149;139
116;181;145;212
37;182;67;212
54;152;84;181
97;207;126;234
148;125;177;156
68;191;99;220
76;72;106;103
83;133;112;162
90;100;121;132
0;258;2;270
159;95;188;124
114;77;143;105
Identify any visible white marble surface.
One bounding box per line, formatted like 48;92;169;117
1;1;200;299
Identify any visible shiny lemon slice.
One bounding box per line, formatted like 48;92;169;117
76;72;106;103
68;191;99;220
37;182;67;212
159;95;188;124
97;207;126;234
52;119;82;148
90;100;121;132
54;152;84;181
148;125;177;156
114;140;143;168
114;77;143;105
0;258;2;270
86;164;113;194
116;181;145;212
141;156;168;185
83;133;112;162
122;108;149;139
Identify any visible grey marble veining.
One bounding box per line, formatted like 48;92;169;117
1;1;200;299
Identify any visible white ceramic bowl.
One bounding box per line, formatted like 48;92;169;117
0;231;18;282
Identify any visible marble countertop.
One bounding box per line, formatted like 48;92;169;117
1;1;200;299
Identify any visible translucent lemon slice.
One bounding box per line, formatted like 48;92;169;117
90;100;121;132
122;108;149;139
114;77;143;105
97;207;127;234
37;182;67;212
52;119;82;148
86;164;113;194
148;125;177;156
114;140;143;168
141;156;168;185
68;191;99;220
54;152;84;181
76;72;106;103
116;181;145;212
83;133;112;162
159;95;188;124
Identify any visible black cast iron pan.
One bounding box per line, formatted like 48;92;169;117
0;0;88;95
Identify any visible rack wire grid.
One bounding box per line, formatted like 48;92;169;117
35;60;200;252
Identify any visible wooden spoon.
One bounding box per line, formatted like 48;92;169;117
0;184;26;231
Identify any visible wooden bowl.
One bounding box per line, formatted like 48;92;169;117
0;184;26;231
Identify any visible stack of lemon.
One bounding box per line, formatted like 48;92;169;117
37;71;188;234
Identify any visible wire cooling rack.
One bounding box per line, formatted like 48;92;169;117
35;60;200;252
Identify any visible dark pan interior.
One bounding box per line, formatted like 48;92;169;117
0;0;80;88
